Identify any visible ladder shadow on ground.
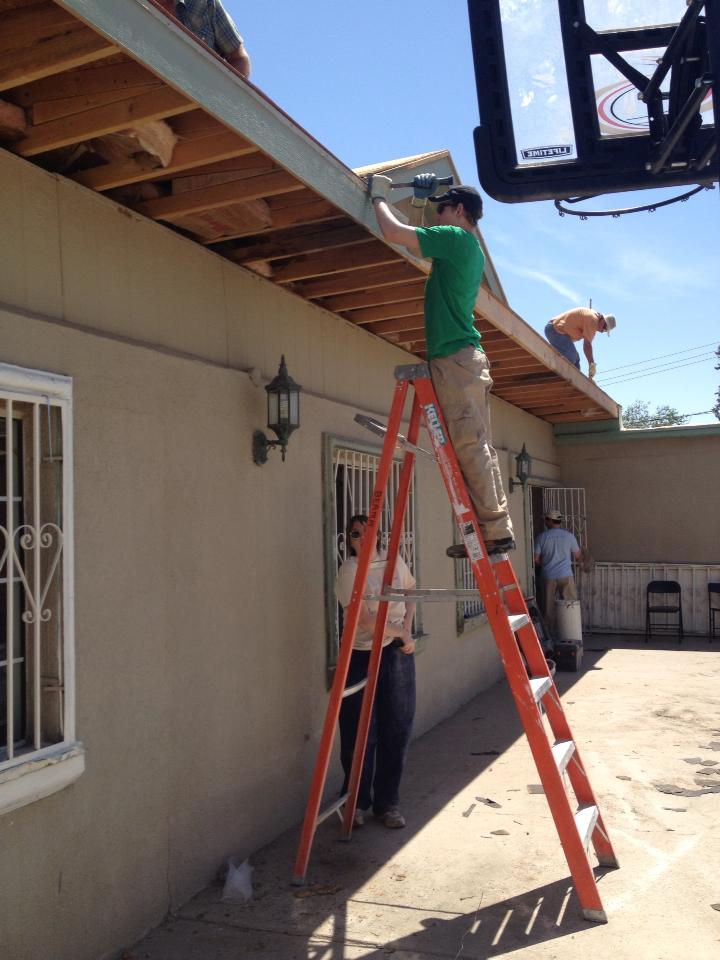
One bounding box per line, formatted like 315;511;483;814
336;872;615;959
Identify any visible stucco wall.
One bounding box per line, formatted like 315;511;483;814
557;432;720;563
0;149;557;960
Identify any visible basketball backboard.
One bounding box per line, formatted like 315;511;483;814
467;0;720;201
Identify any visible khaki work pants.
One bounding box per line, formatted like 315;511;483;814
430;347;513;542
543;576;578;636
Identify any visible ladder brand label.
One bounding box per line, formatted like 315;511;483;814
424;404;446;445
462;522;484;561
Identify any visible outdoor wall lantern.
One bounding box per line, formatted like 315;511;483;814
509;443;532;492
252;355;302;465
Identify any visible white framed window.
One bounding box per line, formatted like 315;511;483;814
322;434;421;678
0;362;83;816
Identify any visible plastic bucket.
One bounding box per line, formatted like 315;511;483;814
555;599;583;643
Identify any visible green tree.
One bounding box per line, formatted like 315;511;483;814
622;399;690;429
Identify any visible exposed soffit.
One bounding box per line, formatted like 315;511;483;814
0;0;620;425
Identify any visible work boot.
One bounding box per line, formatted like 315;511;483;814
487;537;516;556
446;544;468;559
353;808;365;828
446;538;516;559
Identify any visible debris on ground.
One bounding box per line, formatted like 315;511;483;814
293;883;343;899
475;796;501;808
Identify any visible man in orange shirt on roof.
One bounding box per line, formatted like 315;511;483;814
544;307;616;379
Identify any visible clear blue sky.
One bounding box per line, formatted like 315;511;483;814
229;1;719;423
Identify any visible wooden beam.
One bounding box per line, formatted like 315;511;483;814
484;345;529;360
0;26;117;93
364;316;425;337
320;280;426;313
273;241;400;284
0;2;77;54
546;411;609;423
227;223;369;265
296;262;422;300
30;82;162;124
346;299;425;325
523;402;596;417
497;389;578;404
134;170;304;221
9;60;157;107
15;86;193;156
204;197;342;243
70;131;258;191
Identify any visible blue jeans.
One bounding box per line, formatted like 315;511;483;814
545;322;580;369
339;641;416;814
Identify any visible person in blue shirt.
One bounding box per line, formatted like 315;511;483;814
158;1;251;77
533;508;582;638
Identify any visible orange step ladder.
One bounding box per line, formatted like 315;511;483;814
292;362;618;922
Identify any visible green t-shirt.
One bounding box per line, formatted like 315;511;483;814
416;225;485;360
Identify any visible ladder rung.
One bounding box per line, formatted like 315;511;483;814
575;804;599;850
529;675;552;702
342;678;367;698
508;613;530;632
315;794;349;827
367;588;481;602
552;739;576;775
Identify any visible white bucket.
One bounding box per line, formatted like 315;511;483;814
555;599;583;643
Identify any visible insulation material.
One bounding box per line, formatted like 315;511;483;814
91;119;178;168
0;99;27;142
172;199;273;242
171;169;273;241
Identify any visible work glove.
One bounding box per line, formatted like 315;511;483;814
411;173;438;208
588;361;597;379
369;174;392;203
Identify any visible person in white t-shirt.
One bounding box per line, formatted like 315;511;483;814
335;514;416;829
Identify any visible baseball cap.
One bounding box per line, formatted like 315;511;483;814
429;185;483;221
603;313;616;334
545;508;562;521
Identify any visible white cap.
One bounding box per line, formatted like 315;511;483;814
603;313;616;334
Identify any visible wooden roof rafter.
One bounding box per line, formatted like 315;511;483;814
0;0;620;425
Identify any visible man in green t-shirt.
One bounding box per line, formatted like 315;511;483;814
369;174;514;555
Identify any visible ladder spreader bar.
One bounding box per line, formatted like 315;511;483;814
342;678;367;698
315;794;349;827
354;413;435;460
368;588;486;602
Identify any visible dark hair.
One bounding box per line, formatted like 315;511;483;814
345;513;381;556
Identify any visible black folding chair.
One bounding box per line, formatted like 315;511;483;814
708;583;720;642
645;580;683;643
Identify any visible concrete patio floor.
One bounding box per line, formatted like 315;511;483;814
129;635;720;959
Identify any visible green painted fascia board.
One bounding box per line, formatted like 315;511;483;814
555;419;720;444
54;0;379;234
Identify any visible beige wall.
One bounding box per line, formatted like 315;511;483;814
0;149;556;960
557;432;720;563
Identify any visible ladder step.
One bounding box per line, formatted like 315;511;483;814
552;739;576;775
342;678;367;698
529;675;552;702
575;804;599;850
508;613;530;632
368;588;482;602
316;794;349;827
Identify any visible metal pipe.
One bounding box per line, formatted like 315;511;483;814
647;77;713;174
5;401;14;759
33;403;41;750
